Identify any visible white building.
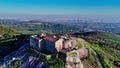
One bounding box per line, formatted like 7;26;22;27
30;34;78;54
30;35;64;54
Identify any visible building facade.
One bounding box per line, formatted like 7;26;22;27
30;34;78;54
30;35;43;51
30;35;64;54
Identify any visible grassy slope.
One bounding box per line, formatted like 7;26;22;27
82;42;101;68
73;31;120;68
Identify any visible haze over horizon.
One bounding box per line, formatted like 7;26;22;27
0;0;120;22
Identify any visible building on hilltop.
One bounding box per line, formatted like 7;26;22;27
30;35;64;54
30;34;78;54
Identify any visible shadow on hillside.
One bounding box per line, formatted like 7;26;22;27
0;34;30;60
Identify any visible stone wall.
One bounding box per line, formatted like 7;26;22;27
55;39;64;52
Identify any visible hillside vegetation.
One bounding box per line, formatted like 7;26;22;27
72;31;120;68
0;26;29;60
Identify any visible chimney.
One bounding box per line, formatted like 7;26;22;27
41;33;46;37
54;35;56;38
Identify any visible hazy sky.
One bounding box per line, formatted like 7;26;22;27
0;0;120;21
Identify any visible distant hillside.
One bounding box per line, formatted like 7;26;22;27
73;31;120;49
72;31;120;67
0;20;83;34
1;19;120;35
57;20;120;35
0;19;22;23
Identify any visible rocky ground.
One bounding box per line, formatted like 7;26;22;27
0;43;47;68
64;37;89;68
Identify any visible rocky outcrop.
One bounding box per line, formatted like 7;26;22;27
66;56;84;68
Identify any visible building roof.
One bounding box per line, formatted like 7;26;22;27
31;35;59;42
43;36;59;42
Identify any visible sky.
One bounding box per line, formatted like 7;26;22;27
0;0;120;21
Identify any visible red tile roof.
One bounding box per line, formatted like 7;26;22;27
43;36;59;42
34;35;59;42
